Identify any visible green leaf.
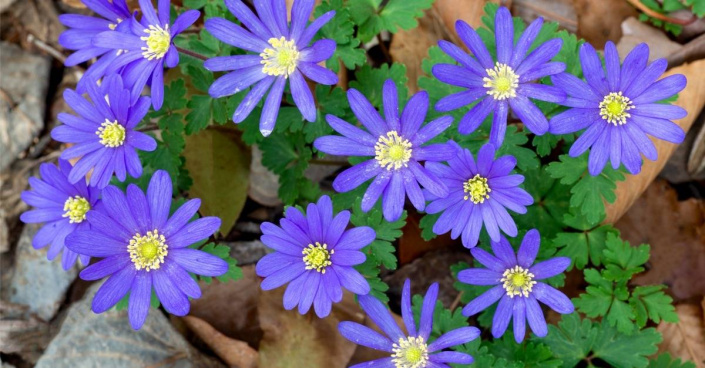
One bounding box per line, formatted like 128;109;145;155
684;0;705;17
142;113;189;190
348;0;432;42
185;95;213;134
314;0;366;72
349;63;408;108
601;233;650;282
182;128;250;235
553;225;619;269
163;80;188;112
647;354;697;368
629;285;678;328
197;243;243;283
487;335;563;368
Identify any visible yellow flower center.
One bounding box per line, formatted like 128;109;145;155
392;336;429;368
62;196;91;223
96;120;126;148
375;131;413;171
599;92;634;126
260;37;300;78
501;266;537;298
483;62;520;100
141;24;171;60
463;174;491;204
302;242;333;273
128;230;168;271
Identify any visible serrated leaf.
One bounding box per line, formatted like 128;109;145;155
553;225;619;269
630;285;678;327
349;63;408;108
185;95;213;134
197;243;243;283
647;353;697;368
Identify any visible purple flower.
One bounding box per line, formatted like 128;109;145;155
58;0;132;93
314;79;456;222
65;170;228;330
432;7;566;146
549;42;687;175
339;280;480;368
204;0;338;136
52;74;157;188
20;160;101;270
425;143;533;248
256;195;372;318
92;0;200;110
459;230;574;342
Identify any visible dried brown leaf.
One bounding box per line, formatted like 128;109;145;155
604;59;705;224
390;11;445;93
182;315;258;368
657;304;705;368
573;0;637;46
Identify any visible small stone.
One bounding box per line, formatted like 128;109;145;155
224;240;271;266
0;42;50;171
35;282;224;368
8;224;77;322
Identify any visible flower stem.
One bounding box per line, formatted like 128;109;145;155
176;46;208;61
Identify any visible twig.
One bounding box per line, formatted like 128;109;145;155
449;291;464;312
176;46;208;61
26;34;67;63
624;0;698;25
666;33;705;68
377;34;392;62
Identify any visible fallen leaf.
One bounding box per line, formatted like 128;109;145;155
604;58;705;224
687;119;705;177
183;128;251;235
511;0;578;33
657;304;705;368
433;0;498;40
617;17;682;62
572;0;638;46
60;0;86;8
182;315;258;368
257;286;363;368
248;145;282;207
397;211;456;266
615;179;705;301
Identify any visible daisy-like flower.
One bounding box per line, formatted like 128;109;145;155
425;142;533;248
52;74;156;188
549;42;687;175
314;80;456;222
432;7;566;146
256;195;372;318
92;0;200;110
459;230;573;343
65;171;228;330
204;0;338;136
339;279;480;368
58;0;131;92
20;159;100;270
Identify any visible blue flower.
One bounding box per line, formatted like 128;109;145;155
425;143;533;248
65;170;228;329
459;230;574;342
52;74;157;188
92;0;200;110
549;42;687;175
204;0;338;136
433;7;566;146
256;195;372;318
20;159;101;270
58;0;132;93
314;79;456;222
339;280;480;367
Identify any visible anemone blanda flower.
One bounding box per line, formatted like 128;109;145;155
256;195;372;318
425;142;533;248
58;0;132;93
459;230;573;343
204;0;338;136
432;7;566;147
314;80;456;222
549;42;687;175
92;0;200;110
339;280;480;368
52;74;156;189
65;170;227;330
20;159;100;270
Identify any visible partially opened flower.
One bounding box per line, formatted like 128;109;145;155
92;0;200;109
314;79;456;222
52;74;156;188
20;160;100;270
256;195;372;318
58;0;132;92
425;142;533;248
339;280;480;368
459;230;573;342
432;7;565;146
65;170;228;329
549;42;687;175
204;0;338;136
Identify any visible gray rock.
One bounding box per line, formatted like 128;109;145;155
0;0;17;13
224;240;271;265
0;42;50;172
7;224;78;321
35;282;224;368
